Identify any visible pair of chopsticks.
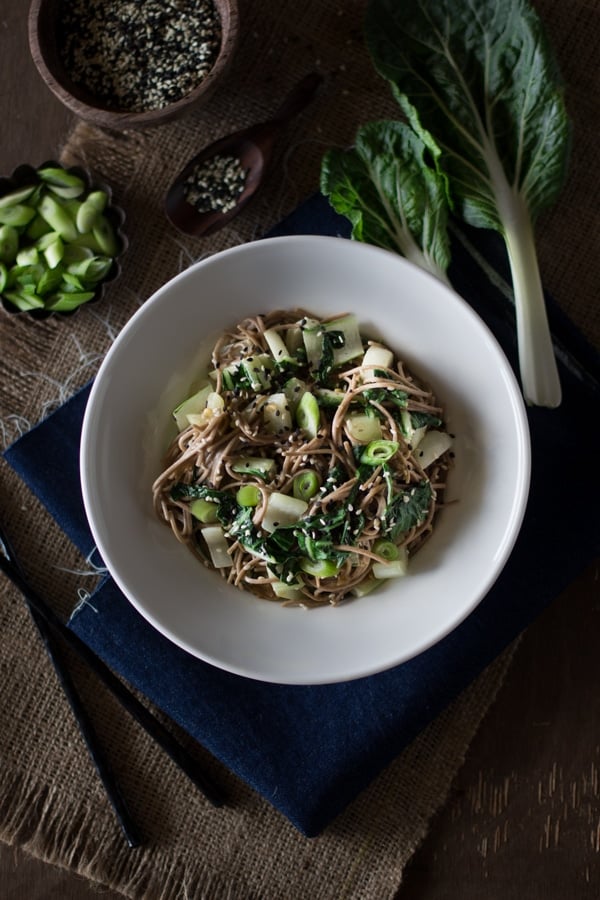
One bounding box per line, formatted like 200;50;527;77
0;522;225;847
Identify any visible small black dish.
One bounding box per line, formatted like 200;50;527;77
0;159;126;320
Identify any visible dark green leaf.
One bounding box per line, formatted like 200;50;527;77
321;118;451;280
409;411;442;429
365;0;571;231
383;480;432;540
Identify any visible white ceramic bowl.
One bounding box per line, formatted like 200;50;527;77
80;235;530;684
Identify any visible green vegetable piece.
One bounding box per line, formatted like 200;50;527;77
372;538;400;562
190;498;219;523
365;0;570;407
86;190;108;212
37;167;86;199
67;255;112;283
0;184;36;209
230;457;276;479
38;195;78;242
71;232;106;253
241;353;274;392
76;199;101;234
351;576;381;598
0;204;36;228
3;289;44;311
36;266;64;296
48;184;86;200
292;470;320;501
0;225;19;263
361;439;399;465
0;262;7;292
263;392;292;433
384;480;432;541
61;272;85;291
43;237;65;270
283;377;307;413
62;244;94;264
372;555;408;579
236;485;262;507
315;388;345;407
8;264;43;288
269;576;305;602
299;558;340;579
92;215;119;257
321;119;451;282
46;291;95;311
295;390;320;439
344;412;382;444
172;384;212;431
36;230;62;251
16;246;39;267
26;214;53;240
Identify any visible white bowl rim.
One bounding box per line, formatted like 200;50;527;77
80;234;531;684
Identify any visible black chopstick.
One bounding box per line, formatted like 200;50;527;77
0;538;225;811
0;529;142;846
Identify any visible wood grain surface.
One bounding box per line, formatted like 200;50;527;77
1;1;599;897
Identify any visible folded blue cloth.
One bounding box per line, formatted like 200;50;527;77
5;194;600;836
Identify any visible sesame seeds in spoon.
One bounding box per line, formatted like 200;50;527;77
165;73;323;238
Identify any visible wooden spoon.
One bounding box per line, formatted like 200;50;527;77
165;73;323;237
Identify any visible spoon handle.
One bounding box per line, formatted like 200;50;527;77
271;72;323;126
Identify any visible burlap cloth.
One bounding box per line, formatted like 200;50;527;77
0;1;597;897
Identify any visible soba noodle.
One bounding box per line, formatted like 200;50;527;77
152;309;453;607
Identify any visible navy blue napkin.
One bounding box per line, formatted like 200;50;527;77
5;194;600;836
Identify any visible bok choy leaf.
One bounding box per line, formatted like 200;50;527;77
364;0;571;407
321;116;452;283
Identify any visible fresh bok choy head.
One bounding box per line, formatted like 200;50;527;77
364;0;571;408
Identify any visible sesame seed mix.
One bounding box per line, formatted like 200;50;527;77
183;154;247;213
58;0;222;112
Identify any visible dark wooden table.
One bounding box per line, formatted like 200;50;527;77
1;1;599;897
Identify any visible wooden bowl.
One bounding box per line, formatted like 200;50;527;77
28;0;239;129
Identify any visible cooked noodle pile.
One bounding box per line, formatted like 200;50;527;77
152;309;453;606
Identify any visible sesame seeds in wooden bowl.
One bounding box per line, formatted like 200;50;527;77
28;0;239;129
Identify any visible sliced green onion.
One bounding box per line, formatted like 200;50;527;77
372;539;400;561
0;204;36;228
76;198;101;233
37;167;86;198
36;266;64;295
0;225;19;263
190;498;219;523
46;291;95;311
361;439;399;465
38;195;78;241
300;558;340;579
16;246;39;267
3;289;44;311
0;184;36;209
292;470;320;501
92;216;119;256
236;484;262;507
295;390;320;438
0;263;6;292
86;190;108;212
43;237;65;270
